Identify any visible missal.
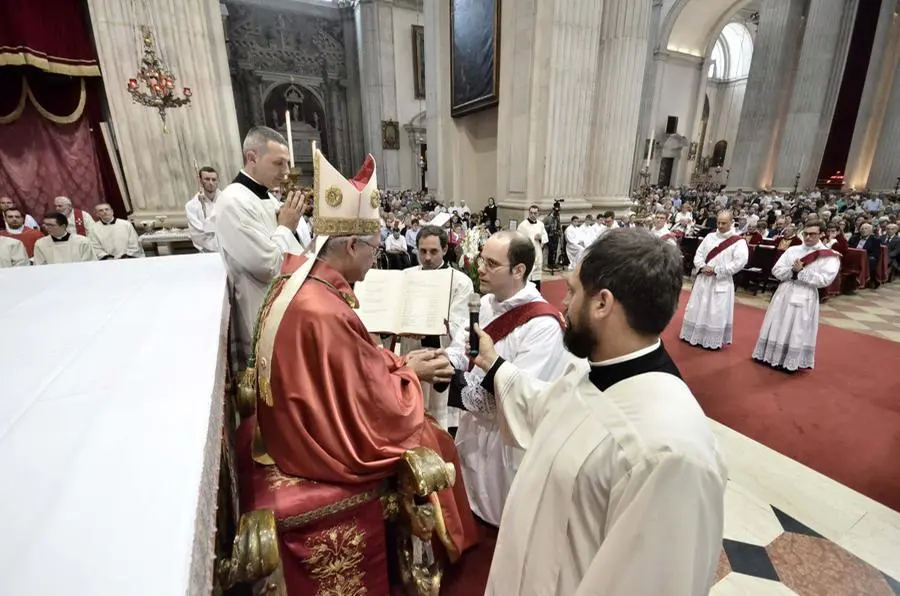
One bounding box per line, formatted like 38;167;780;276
354;268;453;335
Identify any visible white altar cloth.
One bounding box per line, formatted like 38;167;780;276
0;254;229;596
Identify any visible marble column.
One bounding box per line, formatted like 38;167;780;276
587;0;652;209
424;0;451;200
341;6;367;171
772;0;858;190
728;0;804;190
631;0;665;189
355;0;401;188
845;1;900;191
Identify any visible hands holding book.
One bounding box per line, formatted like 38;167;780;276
407;349;454;384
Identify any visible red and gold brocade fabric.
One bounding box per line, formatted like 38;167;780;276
255;255;478;558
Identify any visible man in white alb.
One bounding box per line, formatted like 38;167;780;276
89;203;144;259
650;213;678;245
0;196;39;229
565;216;586;270
185;166;221;253
753;219;840;371
515;204;549;291
54;196;95;237
0;235;29;267
33;212;97;265
680;211;748;349
448;231;568;526
210;126;305;365
400;225;474;433
471;228;726;595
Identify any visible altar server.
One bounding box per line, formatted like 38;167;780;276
565;216;586;269
89;203;144;259
33;212;96;265
211;126;305;365
54;196;95;237
515;204;549;290
650;213;678;245
753;219;840;371
185;166;221;253
680;211;748;349
0;235;29;267
471;228;726;595
449;231;568;526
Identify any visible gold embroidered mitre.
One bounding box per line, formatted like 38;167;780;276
313;148;381;237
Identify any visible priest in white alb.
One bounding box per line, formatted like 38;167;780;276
680;211;748;349
89;203;144;259
470;228;726;595
446;231;568;527
210;126;305;365
565;216;586;270
753;219;840;371
33;212;97;265
515;204;549;291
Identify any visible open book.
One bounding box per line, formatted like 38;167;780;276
353;268;453;335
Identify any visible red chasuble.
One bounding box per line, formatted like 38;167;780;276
256;255;479;559
0;228;43;257
72;208;87;236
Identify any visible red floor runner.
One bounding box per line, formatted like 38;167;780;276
541;279;900;512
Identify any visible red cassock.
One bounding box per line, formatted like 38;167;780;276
253;254;479;583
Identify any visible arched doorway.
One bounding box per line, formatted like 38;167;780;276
263;83;329;180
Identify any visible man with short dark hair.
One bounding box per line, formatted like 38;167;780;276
753;219;840;371
448;231;567;526
516;204;548;290
185;166;221;252
564;215;585;269
471;228;726;595
0;208;43;258
33;212;96;265
0;196;39;229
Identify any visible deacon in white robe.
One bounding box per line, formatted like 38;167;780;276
565;218;586;270
680;213;749;349
515;206;549;287
89;203;144;259
210;127;305;365
400;225;474;430
447;232;568;526
33;231;96;265
753;221;840;371
473;228;726;596
0;236;29;267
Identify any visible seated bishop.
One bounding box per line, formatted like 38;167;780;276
241;147;479;593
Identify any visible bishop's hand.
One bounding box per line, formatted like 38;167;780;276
407;349;454;384
468;325;499;372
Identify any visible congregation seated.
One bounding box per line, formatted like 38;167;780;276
384;225;410;269
776;223;803;251
849;223;882;288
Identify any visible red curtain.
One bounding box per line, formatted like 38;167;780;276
0;0;100;76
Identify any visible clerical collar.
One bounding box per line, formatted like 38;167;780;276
102;218;116;225
233;170;271;201
6;225;24;234
51;233;71;243
588;340;682;392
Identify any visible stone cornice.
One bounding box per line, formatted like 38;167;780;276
655;49;705;69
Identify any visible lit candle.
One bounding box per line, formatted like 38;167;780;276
647;129;655;167
285;109;294;167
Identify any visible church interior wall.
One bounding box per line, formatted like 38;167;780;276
706;78;747;173
653;57;702;186
390;4;427;191
452;108;498;213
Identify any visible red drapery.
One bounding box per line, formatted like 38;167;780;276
0;0;100;76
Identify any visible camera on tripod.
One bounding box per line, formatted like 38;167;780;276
552;199;564;213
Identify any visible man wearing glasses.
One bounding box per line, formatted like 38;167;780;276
446;231;568;527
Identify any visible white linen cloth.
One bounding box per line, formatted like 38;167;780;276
448;284;567;526
680;231;749;349
752;243;840;370
515;218;549;282
33;235;96;265
89;219;145;259
185;191;221;253
485;345;727;596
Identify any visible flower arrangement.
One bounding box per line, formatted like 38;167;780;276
458;226;489;293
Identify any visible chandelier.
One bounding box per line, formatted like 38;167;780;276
127;25;192;132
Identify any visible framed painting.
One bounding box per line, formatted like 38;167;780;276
412;25;425;99
450;0;501;118
382;120;400;150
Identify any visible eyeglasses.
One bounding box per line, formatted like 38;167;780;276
477;256;509;270
359;238;383;256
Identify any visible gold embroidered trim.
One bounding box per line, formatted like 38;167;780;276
370;189;381;209
325;185;343;207
277;486;384;531
314;217;380;237
309;275;360;309
265;466;310;491
0;49;101;76
304;522;367;596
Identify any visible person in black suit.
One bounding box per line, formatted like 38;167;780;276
884;223;899;280
849;223;882;287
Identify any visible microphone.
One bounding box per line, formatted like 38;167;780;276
468;294;481;358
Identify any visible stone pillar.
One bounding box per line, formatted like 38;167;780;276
341;5;366;171
845;1;900;191
424;0;452;200
772;0;858;190
586;0;652;210
631;0;665;189
355;0;401;188
728;0;804;190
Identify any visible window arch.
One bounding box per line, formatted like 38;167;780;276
719;22;753;80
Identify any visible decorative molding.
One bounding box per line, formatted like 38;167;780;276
655;48;705;68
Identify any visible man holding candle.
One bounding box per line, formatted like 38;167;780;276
211;126;306;367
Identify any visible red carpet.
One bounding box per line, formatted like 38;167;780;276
541;279;900;512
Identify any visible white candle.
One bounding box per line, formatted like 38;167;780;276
799;155;805;174
285;109;294;167
647;129;655;167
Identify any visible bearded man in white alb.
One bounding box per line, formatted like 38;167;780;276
210;126;305;365
753;219;840;371
515;204;549;291
680;211;748;350
89;203;144;259
472;228;726;595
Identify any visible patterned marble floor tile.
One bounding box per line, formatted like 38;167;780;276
845;312;889;323
819;318;872;331
711;573;799;595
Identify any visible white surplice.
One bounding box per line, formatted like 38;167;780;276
33;234;97;265
565;225;586;270
486;344;727;596
399;264;474;429
89;219;145;259
0;236;29;267
516;218;549;282
752;243;840;370
185;191;221;253
449;284;568;526
680;231;749;349
210;174;304;365
651;224;678;245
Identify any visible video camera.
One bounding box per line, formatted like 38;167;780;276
552;199;564;214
